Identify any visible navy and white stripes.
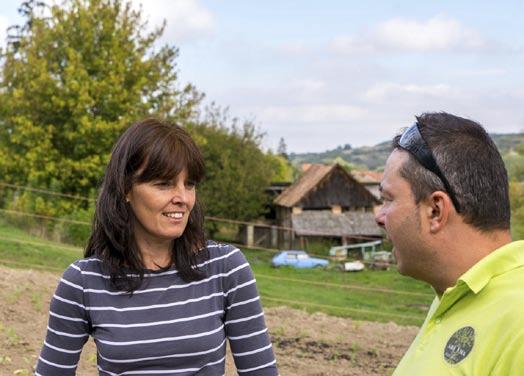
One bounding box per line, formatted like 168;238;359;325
36;242;278;375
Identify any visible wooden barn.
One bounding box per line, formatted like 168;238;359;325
273;163;382;249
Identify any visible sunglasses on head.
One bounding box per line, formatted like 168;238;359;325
398;122;461;213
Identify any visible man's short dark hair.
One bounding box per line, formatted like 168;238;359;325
393;112;510;232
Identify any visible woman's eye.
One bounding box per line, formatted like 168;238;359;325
153;181;171;188
186;181;196;189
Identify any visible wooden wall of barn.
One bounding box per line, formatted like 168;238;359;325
298;167;376;210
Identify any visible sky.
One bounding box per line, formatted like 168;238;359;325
0;1;523;153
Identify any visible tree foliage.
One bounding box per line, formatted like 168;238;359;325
507;142;524;239
505;143;524;182
0;0;201;212
266;153;295;183
186;108;275;222
0;0;284;239
510;182;524;240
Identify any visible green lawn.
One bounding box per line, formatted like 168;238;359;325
242;248;433;326
0;221;83;272
0;220;433;326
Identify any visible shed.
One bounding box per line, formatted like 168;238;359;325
273;164;382;249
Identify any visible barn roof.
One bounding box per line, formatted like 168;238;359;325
292;210;382;237
351;170;383;184
274;163;379;208
274;164;334;207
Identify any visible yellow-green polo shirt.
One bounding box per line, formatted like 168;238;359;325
394;240;524;375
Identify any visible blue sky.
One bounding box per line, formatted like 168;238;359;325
0;1;523;153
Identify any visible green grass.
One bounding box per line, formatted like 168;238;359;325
0;220;82;272
0;219;433;326
243;248;433;326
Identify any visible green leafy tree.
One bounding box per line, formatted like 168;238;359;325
510;182;524;240
505;143;524;182
507;142;524;239
0;0;285;245
186;110;275;223
267;153;295;183
0;0;201;215
277;137;288;160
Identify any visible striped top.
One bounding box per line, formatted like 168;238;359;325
36;242;278;375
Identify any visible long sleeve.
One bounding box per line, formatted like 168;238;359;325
223;248;278;375
35;261;91;375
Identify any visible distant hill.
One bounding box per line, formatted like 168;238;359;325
289;133;524;171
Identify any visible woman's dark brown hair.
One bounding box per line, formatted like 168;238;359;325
85;118;208;292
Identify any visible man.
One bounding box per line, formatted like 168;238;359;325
375;112;524;374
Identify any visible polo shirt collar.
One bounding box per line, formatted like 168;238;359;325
432;241;524;319
458;240;524;294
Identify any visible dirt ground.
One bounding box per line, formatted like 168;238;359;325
0;266;419;375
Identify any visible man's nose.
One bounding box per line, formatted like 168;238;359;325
375;207;385;228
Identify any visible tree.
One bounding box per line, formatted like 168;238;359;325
0;0;284;245
0;0;201;214
507;141;524;239
186;108;275;222
510;182;524;240
277;137;288;159
266;153;295;183
505;143;524;182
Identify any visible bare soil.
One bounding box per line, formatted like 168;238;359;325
0;266;419;375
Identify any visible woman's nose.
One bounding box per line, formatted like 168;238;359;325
170;184;188;204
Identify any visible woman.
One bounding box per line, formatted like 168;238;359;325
36;119;278;375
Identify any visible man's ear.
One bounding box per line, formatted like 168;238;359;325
424;191;453;233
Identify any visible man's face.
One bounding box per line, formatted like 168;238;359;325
375;149;430;279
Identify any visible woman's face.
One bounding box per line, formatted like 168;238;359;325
126;168;196;245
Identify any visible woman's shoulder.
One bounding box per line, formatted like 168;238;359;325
62;256;105;277
55;256;103;289
205;240;237;253
204;240;248;268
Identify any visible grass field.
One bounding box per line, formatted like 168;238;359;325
0;219;433;326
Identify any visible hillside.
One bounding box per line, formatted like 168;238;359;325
289;133;524;171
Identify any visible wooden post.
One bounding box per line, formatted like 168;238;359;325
246;224;254;247
271;226;278;249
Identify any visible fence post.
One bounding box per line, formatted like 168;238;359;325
271;226;278;249
246;224;254;247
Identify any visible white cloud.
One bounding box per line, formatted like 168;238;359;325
134;0;215;43
328;36;375;55
329;36;376;55
0;15;9;47
451;68;506;77
364;83;454;101
276;42;311;56
259;104;366;124
374;15;486;52
329;15;490;55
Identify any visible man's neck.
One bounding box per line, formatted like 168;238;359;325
430;227;512;295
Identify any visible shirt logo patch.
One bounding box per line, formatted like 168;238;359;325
444;326;475;364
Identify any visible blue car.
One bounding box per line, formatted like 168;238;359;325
271;250;329;269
